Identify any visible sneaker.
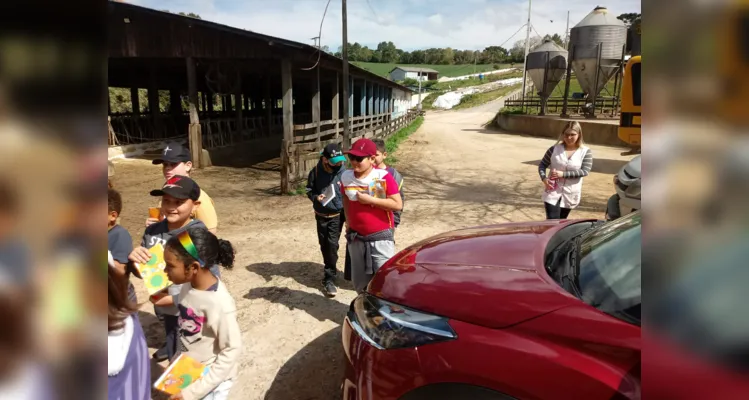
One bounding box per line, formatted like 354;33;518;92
323;280;338;297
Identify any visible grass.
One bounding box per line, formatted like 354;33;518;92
452;84;523;110
498;106;526;115
384;116;424;166
352;62;514;78
417;70;523;110
286;181;307;196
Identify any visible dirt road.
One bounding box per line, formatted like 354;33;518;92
114;101;634;399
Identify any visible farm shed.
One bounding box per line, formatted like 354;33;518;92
108;1;414;192
388;66;439;82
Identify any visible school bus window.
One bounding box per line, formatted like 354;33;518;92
631;62;641;107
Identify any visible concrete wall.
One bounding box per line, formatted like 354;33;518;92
388;69;428;82
495;114;628;147
392;88;410;119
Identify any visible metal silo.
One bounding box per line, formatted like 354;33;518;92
526;39;568;115
569;6;627;115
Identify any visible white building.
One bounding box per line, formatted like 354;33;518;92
388;66;439;82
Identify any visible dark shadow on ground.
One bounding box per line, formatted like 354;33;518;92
264;326;344;400
244;286;349;324
522;158;626;175
246;261;356;296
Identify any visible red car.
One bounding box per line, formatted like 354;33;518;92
342;212;641;400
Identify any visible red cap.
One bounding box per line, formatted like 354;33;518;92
345;138;377;157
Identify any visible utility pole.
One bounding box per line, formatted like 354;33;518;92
473;51;477;74
520;0;532;103
564;11;570;49
341;0;350;149
417;68;422;111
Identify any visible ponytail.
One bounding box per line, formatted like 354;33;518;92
166;227;236;270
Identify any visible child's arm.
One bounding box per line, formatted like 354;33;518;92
150;294;175;307
358;192;402;211
180;309;243;400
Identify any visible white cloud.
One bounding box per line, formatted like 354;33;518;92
128;0;641;51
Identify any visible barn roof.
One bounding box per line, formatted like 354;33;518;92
389;66;440;74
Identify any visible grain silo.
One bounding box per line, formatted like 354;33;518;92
569;6;627;115
526;39;568;115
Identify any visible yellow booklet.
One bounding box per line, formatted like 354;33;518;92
135;243;170;294
369;178;387;199
153;353;210;395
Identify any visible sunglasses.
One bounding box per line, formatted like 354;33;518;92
348;155;366;162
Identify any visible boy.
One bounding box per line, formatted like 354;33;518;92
107;188;136;302
306;143;347;297
147;142;219;234
341;138;403;293
371;138;404;228
128;175;215;362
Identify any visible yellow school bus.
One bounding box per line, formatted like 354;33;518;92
618;56;641;153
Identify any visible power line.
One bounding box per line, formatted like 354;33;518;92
499;23;528;48
301;0;333;70
365;0;382;24
530;23;544;40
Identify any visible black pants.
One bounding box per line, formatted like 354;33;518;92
316;214;343;283
544;198;572;220
155;308;179;361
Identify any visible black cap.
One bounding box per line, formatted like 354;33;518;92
322;143;346;164
149;175;201;201
153;142;191;165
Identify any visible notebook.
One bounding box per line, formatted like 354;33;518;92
135;243;170;294
321;183;336;207
153;353;210;395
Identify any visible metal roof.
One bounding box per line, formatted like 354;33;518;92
574;6;627;28
109;1;412;92
389;66;440;74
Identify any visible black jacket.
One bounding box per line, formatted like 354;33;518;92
306;159;345;215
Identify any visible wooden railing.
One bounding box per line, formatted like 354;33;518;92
200;115;284;149
503;96;620;117
282;110;420;185
292;112;393;144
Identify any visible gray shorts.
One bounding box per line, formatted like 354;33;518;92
348;239;395;293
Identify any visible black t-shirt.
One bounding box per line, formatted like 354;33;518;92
107;225;133;265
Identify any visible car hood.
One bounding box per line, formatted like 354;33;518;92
368;221;584;329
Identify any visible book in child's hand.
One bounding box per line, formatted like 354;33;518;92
153;353;210;395
369;179;387;199
321;183;336;207
135;243;170;294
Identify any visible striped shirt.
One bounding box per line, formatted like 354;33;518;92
538;145;593;180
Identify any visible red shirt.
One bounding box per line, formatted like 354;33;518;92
342;170;399;236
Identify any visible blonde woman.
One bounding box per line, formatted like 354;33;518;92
537;121;593;219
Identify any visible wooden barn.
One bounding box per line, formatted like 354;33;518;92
108;1;415;192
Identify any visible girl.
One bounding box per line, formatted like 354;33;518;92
162;227;240;400
538;121;594;219
108;263;150;400
146;142;218;234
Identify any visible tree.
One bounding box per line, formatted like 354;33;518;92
509;36;542;62
439;48;455;65
617;13;641;27
482;46;508;64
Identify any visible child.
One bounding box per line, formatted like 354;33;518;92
162;227;240;400
108;188;137;303
371;138;405;228
305;143;347;297
108;261;150;400
147;142;219;234
128;175;217;363
341;138;402;293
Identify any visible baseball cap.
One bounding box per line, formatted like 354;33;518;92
322;143;346;164
153;142;191;165
345;138;377;158
149;175;201;201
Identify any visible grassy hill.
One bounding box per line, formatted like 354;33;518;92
352;62;514;78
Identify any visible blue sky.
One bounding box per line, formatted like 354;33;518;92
127;0;641;52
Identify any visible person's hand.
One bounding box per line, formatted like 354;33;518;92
169;392;184;400
317;194;325;202
128;246;152;265
542;178;554;190
145;217;159;227
357;192;375;205
551;169;564;179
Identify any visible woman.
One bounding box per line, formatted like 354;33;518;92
146;142;219;234
538;121;593;219
108;261;150;400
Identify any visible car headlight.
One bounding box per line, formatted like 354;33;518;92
348;294;457;350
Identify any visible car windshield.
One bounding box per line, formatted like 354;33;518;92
577;212;641;325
